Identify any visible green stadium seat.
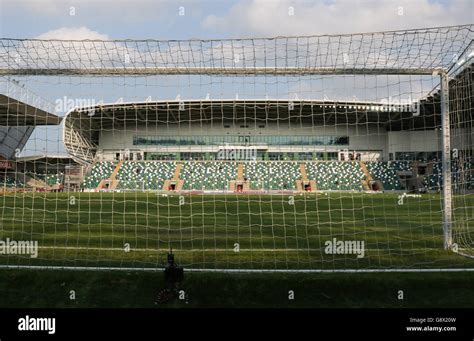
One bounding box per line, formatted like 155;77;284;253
305;161;364;191
180;162;237;190
116;161;176;190
45;172;64;186
365;161;409;191
244;161;300;190
0;174;23;188
82;161;115;189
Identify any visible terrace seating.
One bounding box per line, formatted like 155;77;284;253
116;161;176;190
304;161;364;191
23;171;63;188
0;174;23;187
391;161;412;173
464;158;474;191
425;159;474;191
244;161;300;190
45;173;64;186
78;160;471;193
425;161;442;190
365;161;404;190
181;162;237;190
82;162;115;189
450;158;474;191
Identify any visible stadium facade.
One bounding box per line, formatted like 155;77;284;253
57;62;471;194
63;99;441;164
58;95;457;193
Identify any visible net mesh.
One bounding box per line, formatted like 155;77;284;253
0;25;472;270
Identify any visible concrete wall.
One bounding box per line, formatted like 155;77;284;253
387;130;441;155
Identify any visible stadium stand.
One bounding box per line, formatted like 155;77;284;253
422;159;474;192
425;161;442;191
77;160;471;193
45;173;63;186
305;161;364;191
116;161;176;190
82;162;115;189
0;173;23;188
392;161;412;173
181;161;237;190
244;161;301;190
365;161;404;190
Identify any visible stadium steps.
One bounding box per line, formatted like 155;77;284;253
97;179;106;190
108;180;120;190
412;161;431;191
96;179;118;190
295;179;317;192
102;161;124;190
109;161;123;180
167;163;184;191
296;164;316;192
173;163;183;180
237;163;244;180
16;172;48;189
231;163;248;191
229;181;250;191
300;163;308;181
359;161;374;191
162;179;184;191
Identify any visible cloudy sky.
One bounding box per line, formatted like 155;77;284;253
0;0;472;155
0;0;472;40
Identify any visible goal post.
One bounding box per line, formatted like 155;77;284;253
0;25;472;271
440;71;453;250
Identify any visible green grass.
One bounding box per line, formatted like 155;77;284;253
1;269;474;308
0;192;473;269
0;192;473;308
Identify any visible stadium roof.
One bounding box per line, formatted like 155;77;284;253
15;154;74;163
65;97;440;130
63;96;444;164
62;54;473;137
0;94;62;126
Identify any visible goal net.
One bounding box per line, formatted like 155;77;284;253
0;24;472;271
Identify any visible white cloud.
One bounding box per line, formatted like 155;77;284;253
35;26;109;40
0;27;117;70
201;0;473;36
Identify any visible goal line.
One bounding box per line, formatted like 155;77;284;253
1;264;474;273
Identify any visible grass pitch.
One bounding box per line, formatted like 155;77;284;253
0;192;473;270
2;269;474;308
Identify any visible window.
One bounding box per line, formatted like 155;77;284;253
133;135;350;146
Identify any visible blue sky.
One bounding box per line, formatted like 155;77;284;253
0;0;472;156
1;0;472;40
